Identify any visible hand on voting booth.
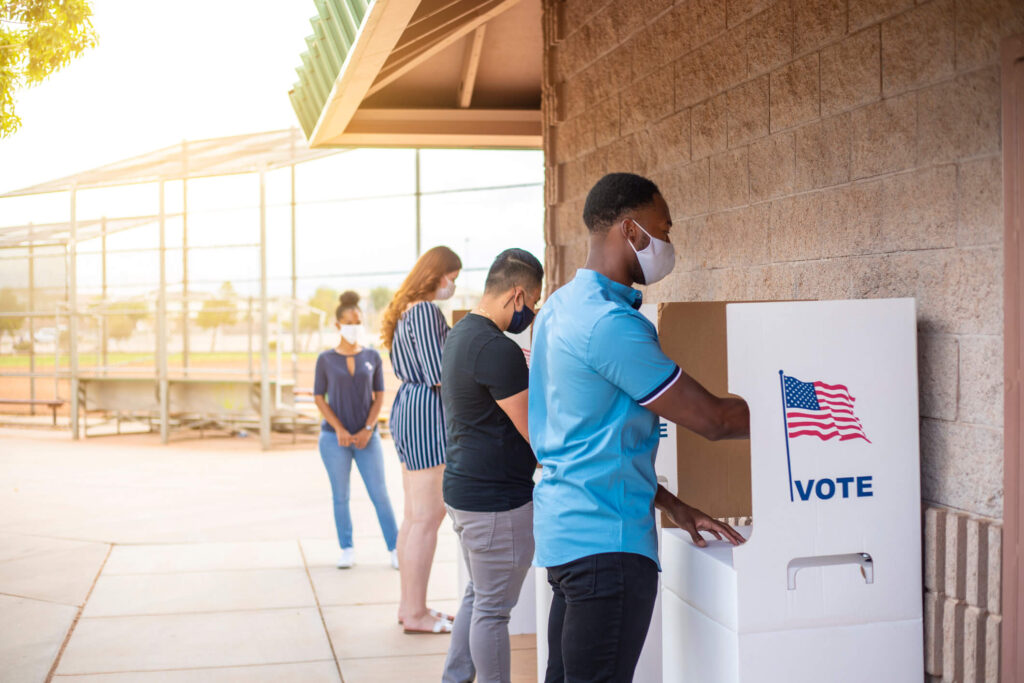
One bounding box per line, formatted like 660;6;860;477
655;485;745;548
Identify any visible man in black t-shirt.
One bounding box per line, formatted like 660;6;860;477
440;248;543;683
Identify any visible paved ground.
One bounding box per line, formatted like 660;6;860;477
0;427;537;682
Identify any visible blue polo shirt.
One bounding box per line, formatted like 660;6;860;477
528;269;681;569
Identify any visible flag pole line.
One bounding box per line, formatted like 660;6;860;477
779;369;795;502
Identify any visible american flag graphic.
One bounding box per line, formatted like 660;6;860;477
782;374;870;443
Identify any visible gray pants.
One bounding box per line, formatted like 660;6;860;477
442;500;534;683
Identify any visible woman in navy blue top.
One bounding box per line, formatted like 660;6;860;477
380;245;462;634
314;291;398;570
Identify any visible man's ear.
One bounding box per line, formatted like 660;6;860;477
513;286;525;310
620;218;640;249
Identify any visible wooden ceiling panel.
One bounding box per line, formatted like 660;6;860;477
300;0;541;149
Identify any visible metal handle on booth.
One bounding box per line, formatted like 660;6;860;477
786;552;873;590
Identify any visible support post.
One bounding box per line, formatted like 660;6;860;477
276;314;283;408
415;148;422;258
457;25;486;108
248;297;254;379
157;180;169;444
54;302;59;406
27;223;35;414
101;217;108;376
182;142;190;378
290;161;299;389
259;167;271;451
1002;32;1024;683
69;185;80;439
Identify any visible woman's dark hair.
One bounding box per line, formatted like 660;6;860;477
582;172;661;233
484;248;544;294
335;290;360;321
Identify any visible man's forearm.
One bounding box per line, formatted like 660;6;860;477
654;484;683;514
714;396;750;440
645;370;750;442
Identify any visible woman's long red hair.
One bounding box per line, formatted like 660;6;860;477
380;246;462;350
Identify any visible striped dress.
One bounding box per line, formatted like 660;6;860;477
389;301;449;470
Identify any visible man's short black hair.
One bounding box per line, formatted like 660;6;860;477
484;248;544;294
582;172;661;233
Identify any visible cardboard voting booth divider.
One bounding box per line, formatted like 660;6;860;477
659;299;924;683
656;302;751;518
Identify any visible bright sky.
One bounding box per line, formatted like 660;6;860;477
0;0;318;191
0;0;545;301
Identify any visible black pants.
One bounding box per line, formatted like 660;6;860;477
545;552;659;683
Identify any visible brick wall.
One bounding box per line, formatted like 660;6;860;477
925;506;1003;681
540;0;1023;679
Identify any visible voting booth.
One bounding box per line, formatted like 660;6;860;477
659;299;924;683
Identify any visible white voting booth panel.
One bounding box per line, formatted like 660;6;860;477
661;299;924;683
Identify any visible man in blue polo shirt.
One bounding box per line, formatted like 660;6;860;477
529;172;750;683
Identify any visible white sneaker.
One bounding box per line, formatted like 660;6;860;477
337;547;354;569
389;549;399;570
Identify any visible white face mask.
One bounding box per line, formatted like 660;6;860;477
435;276;456;301
339;324;361;345
627;219;676;285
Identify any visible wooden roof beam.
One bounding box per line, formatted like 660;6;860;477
320;107;542;148
365;0;520;99
457;25;486;108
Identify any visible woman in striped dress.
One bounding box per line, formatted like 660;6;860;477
381;245;462;634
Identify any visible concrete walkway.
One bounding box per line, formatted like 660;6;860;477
0;428;536;682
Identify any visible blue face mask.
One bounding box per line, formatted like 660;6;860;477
506;290;535;334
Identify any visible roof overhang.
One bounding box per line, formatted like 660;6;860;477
0;215;164;249
289;0;542;149
0;129;342;198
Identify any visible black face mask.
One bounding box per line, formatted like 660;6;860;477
506;291;535;334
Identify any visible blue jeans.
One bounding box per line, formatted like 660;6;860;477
318;430;399;550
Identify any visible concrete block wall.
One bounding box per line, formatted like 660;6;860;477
924;505;1003;681
541;0;1021;677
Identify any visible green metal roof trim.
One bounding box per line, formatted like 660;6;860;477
289;0;372;139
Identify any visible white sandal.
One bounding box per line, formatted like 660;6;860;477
429;608;455;622
397;609;454;625
403;617;453;634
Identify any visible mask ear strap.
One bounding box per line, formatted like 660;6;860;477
623;219;641;253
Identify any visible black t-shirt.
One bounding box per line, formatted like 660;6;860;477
441;313;535;512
